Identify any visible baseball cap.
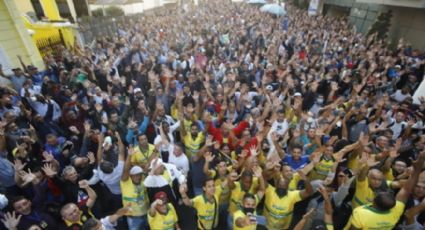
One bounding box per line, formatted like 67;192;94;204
129;166;143;175
294;92;302;97
133;88;142;93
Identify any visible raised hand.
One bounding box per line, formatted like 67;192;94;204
42;151;54;163
249;146;258;156
205;135;215;147
317;186;329;200
42;163;57;178
1;211;21;230
19;169;36;185
87;152;96;164
13;159;27;172
252;166;262;178
204;152;215;162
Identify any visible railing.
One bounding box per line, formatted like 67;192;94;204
35;30;65;58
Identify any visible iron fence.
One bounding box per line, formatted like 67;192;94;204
35;30;65;58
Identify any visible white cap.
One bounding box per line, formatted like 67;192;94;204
294;92;302;97
133;87;142;93
149;158;163;170
129;166;143;175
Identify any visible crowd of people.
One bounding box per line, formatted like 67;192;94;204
1;0;425;229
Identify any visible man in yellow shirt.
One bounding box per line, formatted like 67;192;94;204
227;167;265;230
179;113;205;158
148;191;179;230
352;158;402;208
264;173;313;230
346;151;425;230
121;147;149;230
233;193;258;230
180;177;228;230
131;134;157;170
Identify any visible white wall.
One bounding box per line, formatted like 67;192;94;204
89;0;176;14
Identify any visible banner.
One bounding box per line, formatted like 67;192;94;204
308;0;319;16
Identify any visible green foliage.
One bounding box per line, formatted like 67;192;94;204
105;6;125;17
91;8;104;17
368;10;393;40
293;0;308;10
91;6;124;18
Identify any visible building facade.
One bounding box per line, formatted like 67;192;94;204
322;0;425;49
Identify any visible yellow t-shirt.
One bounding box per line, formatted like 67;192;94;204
120;178;149;216
347;154;360;172
384;168;395;181
192;185;223;229
309;156;335;181
148;204;178;230
233;210;257;230
229;178;259;214
209;169;231;204
288;173;301;191
345;201;405;230
264;185;302;230
183;132;205;158
352;178;392;208
131;144;155;165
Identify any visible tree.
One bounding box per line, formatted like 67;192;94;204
105;6;125;17
367;10;393;40
91;8;104;17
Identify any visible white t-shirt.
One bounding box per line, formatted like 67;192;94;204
168;146;189;176
97;160;124;195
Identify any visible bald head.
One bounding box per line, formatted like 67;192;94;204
368;169;384;189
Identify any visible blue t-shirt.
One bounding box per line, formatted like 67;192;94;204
300;134;317;155
282;155;309;170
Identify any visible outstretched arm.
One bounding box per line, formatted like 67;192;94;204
396;150;425;203
121;147;134;181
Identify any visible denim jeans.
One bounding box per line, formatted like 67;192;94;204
227;215;233;230
127;215;148;230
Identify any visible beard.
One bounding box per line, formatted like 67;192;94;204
276;188;288;198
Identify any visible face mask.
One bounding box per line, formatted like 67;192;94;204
243;207;255;215
276;188;288;197
316;98;324;105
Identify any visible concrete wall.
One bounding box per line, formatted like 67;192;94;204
0;0;44;72
385;6;425;50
